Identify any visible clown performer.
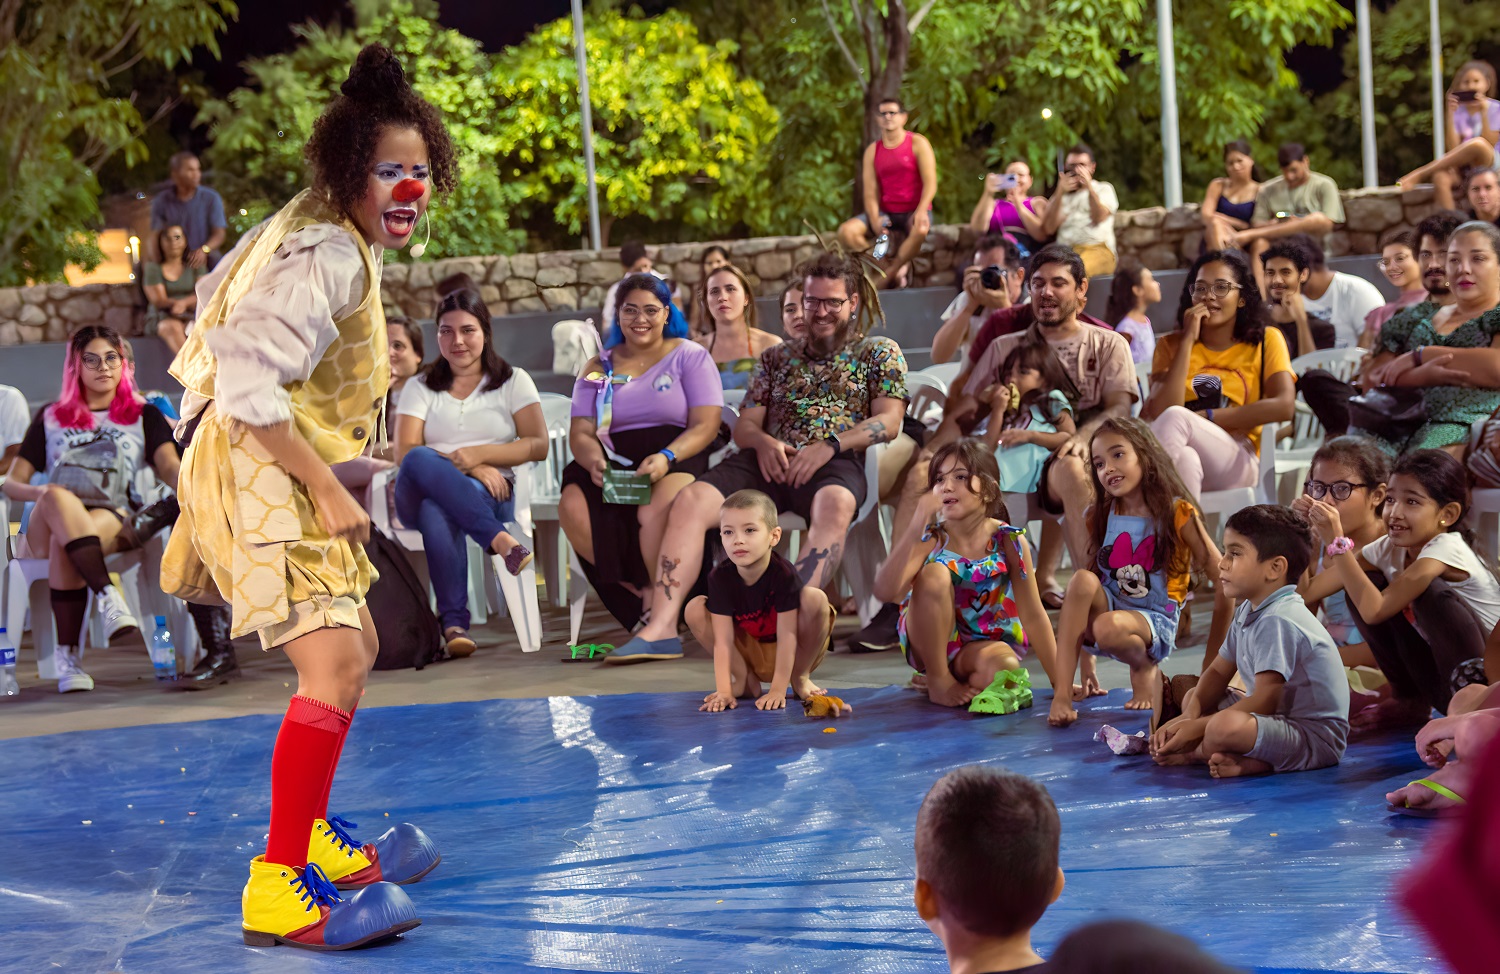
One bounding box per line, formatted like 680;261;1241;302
163;44;451;949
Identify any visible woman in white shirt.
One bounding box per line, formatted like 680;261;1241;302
396;288;547;657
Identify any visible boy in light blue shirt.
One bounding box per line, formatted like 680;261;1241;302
1152;505;1349;777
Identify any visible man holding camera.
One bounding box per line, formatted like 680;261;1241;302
1039;144;1118;277
1233;143;1345;294
929;234;1025;364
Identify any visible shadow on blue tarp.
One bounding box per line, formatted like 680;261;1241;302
0;686;1442;973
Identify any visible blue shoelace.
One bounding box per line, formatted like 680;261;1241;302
324;815;361;853
293;863;344;910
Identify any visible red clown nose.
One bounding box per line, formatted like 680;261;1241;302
392;178;425;204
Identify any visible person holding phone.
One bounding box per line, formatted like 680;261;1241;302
1039;144;1119;277
1400;61;1500;211
969;160;1048;259
1232;143;1345;296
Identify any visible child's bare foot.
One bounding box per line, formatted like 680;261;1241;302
1352;695;1431;732
909;672;928;691
1125;663;1160;710
927;675;978;708
1209;752;1274;778
1397;170;1424;194
1152;750;1203;767
793;675;825;700
1048;699;1079;727
1386;760;1472;812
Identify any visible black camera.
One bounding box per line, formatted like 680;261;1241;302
1189;374;1225;411
980;264;1008;291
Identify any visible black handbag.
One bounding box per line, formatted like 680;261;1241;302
1347;386;1427;440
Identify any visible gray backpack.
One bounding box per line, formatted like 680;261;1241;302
50;430;135;512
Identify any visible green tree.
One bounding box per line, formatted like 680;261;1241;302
490;10;780;247
0;0;237;286
198;0;523;260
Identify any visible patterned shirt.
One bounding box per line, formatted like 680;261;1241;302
744;336;908;449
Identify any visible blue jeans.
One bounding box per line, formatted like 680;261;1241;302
394;446;514;632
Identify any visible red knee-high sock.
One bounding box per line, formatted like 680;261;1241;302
266;695;351;868
315;701;356;822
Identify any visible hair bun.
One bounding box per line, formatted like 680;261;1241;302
341;43;409;102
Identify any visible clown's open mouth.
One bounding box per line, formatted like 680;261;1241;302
383;208;417;237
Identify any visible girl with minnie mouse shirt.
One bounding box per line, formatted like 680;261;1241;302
1048;417;1232;727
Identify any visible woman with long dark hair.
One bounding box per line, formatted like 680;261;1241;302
2;325;179;691
1141;249;1296;496
163;43;448;949
687;244;730;337
394;288;546;656
560;272;724;632
695;262;781;390
1199;140;1260;252
141;224;200;353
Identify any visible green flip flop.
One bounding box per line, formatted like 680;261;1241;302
1386;777;1468;818
969;668;1034;715
563;643;613;663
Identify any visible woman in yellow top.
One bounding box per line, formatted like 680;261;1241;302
164;45;450;950
1142;249;1297;498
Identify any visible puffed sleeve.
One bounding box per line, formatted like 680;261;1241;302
204;226;367;427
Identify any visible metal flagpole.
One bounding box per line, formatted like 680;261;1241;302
1357;0;1377;187
1430;0;1445;159
572;0;602;250
1157;0;1182;207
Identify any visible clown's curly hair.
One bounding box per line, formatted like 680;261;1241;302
304;43;458;221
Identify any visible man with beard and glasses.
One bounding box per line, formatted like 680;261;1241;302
923;244;1135;597
1298;210;1468;436
605;253;908;664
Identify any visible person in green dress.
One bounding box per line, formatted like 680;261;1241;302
141;224;202;353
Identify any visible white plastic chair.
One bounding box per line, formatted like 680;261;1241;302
917;362;961;390
1276;348;1368;501
905;372;947;432
532;393;574;608
483;463;544;653
1199;421;1280;529
369;466;489;630
1133;359;1152;417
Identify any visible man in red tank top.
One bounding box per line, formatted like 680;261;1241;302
837;97;938;289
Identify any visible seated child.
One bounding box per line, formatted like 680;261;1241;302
915;765;1064;973
979;341;1076;496
1152;505;1350;778
691;489;836;712
1048;417;1229;727
873;439;1056;711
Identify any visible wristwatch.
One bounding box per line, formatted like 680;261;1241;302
823;435;843;455
201;245;211;255
1325;536;1355;558
658;447;677;463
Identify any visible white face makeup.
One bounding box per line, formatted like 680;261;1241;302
356;127;431;250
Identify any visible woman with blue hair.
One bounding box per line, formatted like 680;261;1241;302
561;273;725;633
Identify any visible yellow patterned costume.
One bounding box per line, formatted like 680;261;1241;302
163;190;389;649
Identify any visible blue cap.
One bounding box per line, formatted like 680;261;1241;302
155;615;167;625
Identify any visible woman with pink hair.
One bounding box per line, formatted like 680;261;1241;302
1;324;180;692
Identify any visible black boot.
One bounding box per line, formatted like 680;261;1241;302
178;603;240;690
118;496;181;550
847;602;902;653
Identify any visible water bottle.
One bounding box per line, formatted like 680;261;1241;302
0;627;17;698
149;617;177;682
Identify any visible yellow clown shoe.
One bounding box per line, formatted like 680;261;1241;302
308;815;442;890
241;855;420;950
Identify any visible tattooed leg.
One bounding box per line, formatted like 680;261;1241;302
635;481;724;641
795;542;844;589
656;556;682;602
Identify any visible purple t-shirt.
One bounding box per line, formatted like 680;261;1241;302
987;197;1036;235
1455;101;1500;142
570;339;724;434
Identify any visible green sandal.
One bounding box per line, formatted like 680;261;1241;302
969;668;1033;715
1386;778;1468;819
563;643;613;663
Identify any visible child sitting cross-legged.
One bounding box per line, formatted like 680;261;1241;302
1152;505;1350;778
874;439;1056;711
1048;417;1230;727
914;766;1064;973
693;489;838;713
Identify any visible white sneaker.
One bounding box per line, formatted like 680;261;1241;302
54;645;94;693
95;586;140;643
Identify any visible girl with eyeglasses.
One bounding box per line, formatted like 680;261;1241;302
1306;449;1500;735
1360;230;1429;349
1292;437;1389;684
1141;249;1296;498
2;325;180;693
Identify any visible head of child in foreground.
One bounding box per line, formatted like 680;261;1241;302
1306;436;1389;534
1219;505;1313;601
1000;340;1065;405
927;439;1008;522
915;766;1063;944
720;490;781;567
1088;417;1199;571
1384;449;1468;550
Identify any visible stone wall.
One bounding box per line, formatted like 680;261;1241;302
0;186;1443;345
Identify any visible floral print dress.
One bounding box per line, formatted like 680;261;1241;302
898;523;1027;673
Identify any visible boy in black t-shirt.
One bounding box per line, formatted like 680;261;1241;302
916;766;1065;973
690;490;838;712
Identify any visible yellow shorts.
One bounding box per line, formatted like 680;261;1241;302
163;405;375;650
733;604;835;682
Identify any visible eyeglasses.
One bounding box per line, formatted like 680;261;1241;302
1304;479;1372;501
1188;281;1244;299
801;296;851;314
619;306;665;322
81;352;123;372
1376;256;1412;270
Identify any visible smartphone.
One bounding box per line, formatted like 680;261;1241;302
998;173;1019;190
1274;210;1290;220
1456;89;1479;102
